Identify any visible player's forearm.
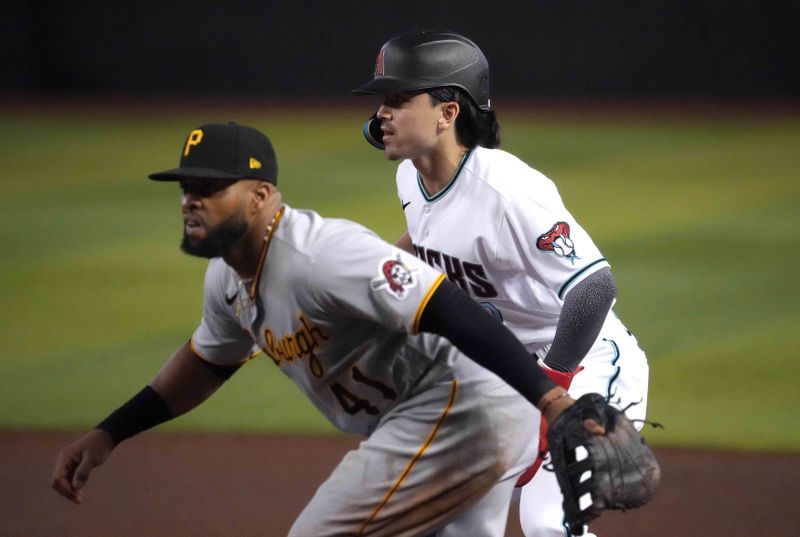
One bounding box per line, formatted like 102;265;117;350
95;385;173;446
149;341;231;416
96;342;230;445
418;279;558;408
544;267;616;372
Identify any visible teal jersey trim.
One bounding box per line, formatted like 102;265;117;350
557;258;607;299
416;149;474;202
603;338;622;401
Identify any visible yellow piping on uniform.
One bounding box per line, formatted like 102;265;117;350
245;348;263;361
189;338;260;366
188;338;210;361
357;378;459;535
412;273;446;334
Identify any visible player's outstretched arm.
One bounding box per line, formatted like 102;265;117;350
51;341;237;504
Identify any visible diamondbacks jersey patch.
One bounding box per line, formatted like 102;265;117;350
370;254;419;300
536;222;578;264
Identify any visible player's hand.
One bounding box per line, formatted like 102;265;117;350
540;388;605;436
51;429;115;504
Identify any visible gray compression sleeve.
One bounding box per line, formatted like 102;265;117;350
544;267;617;373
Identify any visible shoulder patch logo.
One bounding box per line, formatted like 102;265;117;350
370;254;418;300
536;222;578;264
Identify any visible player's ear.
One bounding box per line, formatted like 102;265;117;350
249;181;274;211
439;101;460;129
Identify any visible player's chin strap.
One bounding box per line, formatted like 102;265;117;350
362;112;385;150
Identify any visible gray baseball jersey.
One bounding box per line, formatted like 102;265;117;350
191;205;489;436
189;205;539;536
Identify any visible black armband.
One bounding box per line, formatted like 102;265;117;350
96;385;174;446
418;279;556;406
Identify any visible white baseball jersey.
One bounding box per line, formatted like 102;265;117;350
397;146;650;537
190;205;495;436
397;147;611;357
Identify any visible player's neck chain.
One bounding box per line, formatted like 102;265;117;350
249;205;285;300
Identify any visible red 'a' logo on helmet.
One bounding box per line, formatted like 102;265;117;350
374;46;385;77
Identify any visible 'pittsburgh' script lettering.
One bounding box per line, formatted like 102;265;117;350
263;313;328;378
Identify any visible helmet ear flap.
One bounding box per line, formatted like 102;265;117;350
362;113;385;150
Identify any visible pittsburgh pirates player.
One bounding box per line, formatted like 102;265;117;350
51;122;607;537
354;31;650;537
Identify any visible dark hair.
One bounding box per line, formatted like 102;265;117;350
428;88;501;149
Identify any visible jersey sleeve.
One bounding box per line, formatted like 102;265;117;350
499;171;610;300
306;223;446;335
191;259;260;366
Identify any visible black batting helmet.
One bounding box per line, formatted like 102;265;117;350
353;30;491;110
353;31;491;149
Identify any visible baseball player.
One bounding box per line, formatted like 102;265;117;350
51;122;607;537
354;31;650;537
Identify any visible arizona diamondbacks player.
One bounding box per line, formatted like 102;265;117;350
354;31;650;537
51;122;607;537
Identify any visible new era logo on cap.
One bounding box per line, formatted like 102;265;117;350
148;122;278;185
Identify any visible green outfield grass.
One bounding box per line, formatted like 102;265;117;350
1;102;798;451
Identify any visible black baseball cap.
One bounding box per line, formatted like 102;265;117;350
148;122;278;185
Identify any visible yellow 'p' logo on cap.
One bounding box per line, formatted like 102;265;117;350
184;129;203;156
249;157;262;169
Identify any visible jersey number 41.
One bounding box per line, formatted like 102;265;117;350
330;366;398;415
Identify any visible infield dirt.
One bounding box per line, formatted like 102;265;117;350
4;431;797;537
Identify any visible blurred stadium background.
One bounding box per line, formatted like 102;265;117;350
1;0;798;452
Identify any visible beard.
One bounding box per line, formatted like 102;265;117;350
181;213;248;259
